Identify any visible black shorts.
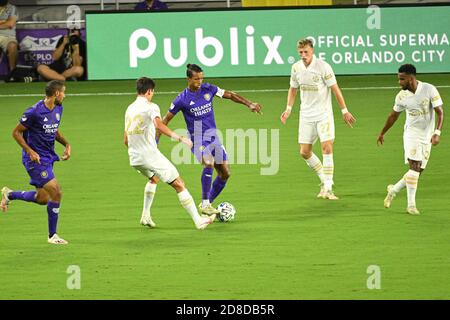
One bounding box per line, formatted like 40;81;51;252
48;61;67;74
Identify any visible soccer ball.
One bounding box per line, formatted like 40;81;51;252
217;202;236;222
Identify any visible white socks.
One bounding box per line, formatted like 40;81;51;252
178;189;201;225
405;170;420;208
305;153;325;184
202;199;211;208
392;174;407;193
143;182;157;217
322;153;334;191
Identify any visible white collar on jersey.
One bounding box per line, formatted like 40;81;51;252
301;54;317;70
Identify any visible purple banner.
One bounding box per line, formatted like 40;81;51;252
0;28;85;76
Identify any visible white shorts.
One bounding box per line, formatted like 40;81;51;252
404;138;432;169
0;36;17;52
132;152;179;184
298;116;335;145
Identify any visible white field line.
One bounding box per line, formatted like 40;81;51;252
0;85;449;98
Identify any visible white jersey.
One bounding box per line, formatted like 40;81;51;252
290;55;337;122
393;81;443;144
125;96;162;166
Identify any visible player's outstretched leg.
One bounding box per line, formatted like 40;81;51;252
171;177;215;230
141;179;157;228
1;187;40;212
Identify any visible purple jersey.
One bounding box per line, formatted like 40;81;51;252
20;100;63;165
169;83;224;140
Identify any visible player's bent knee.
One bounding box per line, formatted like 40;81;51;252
7;42;17;52
300;150;312;159
221;170;231;180
37;64;47;73
75;66;84;77
170;177;185;191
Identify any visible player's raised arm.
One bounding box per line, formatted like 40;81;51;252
281;87;298;124
222;90;262;114
330;84;356;128
153;116;192;148
431;106;444;146
56;129;71;161
12;123;40;164
377;111;401;146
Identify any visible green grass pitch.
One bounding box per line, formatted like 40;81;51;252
0;74;449;299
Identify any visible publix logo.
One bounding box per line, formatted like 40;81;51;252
129;26;284;68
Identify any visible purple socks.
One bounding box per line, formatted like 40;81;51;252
209;176;227;203
47;201;60;238
201;167;214;200
9;191;37;203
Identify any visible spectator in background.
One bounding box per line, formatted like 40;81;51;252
0;0;18;73
37;28;86;81
135;0;168;11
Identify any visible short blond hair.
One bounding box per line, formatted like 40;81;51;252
297;38;314;48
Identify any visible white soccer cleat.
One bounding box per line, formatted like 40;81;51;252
140;215;156;228
1;186;12;212
406;206;420;215
317;184;326;199
196;214;216;230
323;190;339;200
198;203;220;215
48;233;68;245
384;185;396;208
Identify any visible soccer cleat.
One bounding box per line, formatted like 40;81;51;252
48;234;68;245
1;186;12;212
196;214;216;230
323;190;339;200
198;203;220;215
384;185;396;208
317;184;326;199
140;215;156;228
406;206;420;215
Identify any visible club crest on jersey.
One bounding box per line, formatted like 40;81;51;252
41;171;48;178
420;99;429;107
203;93;211;101
199;145;206;152
312;75;320;83
410;149;417;156
56;113;60;121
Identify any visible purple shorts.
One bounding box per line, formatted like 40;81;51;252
192;141;228;164
24;161;55;188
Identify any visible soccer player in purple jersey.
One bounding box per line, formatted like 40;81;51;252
159;63;262;215
1;80;71;245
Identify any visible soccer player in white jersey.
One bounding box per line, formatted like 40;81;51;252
124;77;215;230
280;39;356;200
377;64;444;215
